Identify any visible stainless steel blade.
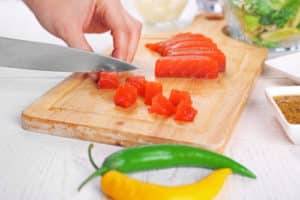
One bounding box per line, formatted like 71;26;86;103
0;37;137;72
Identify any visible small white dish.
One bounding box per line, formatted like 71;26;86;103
265;52;300;84
265;86;300;144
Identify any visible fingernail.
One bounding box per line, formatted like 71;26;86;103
112;50;126;61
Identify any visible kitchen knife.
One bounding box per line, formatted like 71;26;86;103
0;37;137;72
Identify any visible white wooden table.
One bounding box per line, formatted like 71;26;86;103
0;1;300;200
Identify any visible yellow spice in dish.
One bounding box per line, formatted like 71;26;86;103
274;96;300;124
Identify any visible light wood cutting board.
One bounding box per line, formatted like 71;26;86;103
21;16;268;152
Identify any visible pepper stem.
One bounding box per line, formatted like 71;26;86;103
77;167;107;191
88;144;99;170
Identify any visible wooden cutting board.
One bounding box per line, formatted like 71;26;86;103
21;16;268;152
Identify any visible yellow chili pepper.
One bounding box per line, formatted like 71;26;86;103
101;168;232;200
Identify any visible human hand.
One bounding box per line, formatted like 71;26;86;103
24;0;142;62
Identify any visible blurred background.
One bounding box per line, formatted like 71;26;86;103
1;0;299;52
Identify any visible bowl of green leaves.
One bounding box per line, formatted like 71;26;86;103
224;0;300;50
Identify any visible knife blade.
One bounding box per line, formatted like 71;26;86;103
0;37;137;72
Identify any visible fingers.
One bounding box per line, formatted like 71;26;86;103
124;14;142;62
64;33;93;52
110;13;142;63
58;25;93;51
98;0;142;63
111;26;129;61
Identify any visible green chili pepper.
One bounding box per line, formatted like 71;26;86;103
78;144;255;191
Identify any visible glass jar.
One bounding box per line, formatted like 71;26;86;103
134;0;188;24
224;0;300;51
133;0;196;32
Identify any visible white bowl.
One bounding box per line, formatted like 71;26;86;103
265;86;300;144
265;52;300;84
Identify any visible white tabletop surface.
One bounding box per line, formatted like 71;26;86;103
0;1;300;200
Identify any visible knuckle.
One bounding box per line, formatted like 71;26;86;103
130;20;142;35
56;23;78;39
135;21;143;30
118;26;130;36
56;26;70;39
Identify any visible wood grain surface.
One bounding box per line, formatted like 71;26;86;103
21;16;268;152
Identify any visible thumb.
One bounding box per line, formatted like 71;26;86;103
63;31;93;51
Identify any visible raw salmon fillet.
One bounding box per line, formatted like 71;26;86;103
155;56;219;79
145;33;226;79
166;49;226;72
161;40;217;56
145;33;213;55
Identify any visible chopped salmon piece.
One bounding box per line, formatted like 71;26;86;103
126;75;146;97
174;101;198;122
169;89;192;106
149;94;176;117
98;72;119;89
144;81;163;105
114;83;138;108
